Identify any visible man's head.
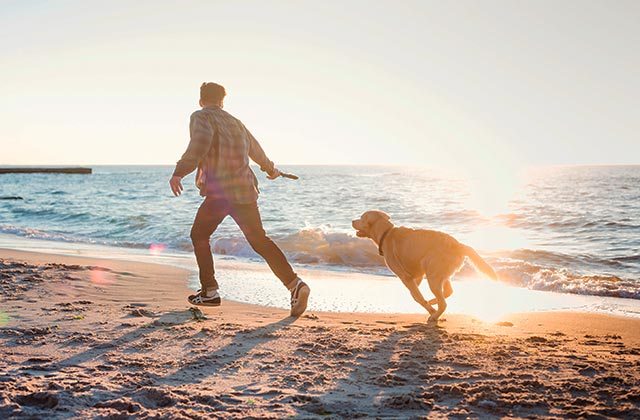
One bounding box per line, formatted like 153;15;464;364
200;82;226;108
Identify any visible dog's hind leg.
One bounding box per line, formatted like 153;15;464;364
426;276;447;322
427;278;452;305
402;278;436;315
443;278;453;297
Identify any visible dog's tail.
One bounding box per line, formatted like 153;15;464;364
462;245;498;280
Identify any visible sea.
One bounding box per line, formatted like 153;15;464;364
1;165;639;316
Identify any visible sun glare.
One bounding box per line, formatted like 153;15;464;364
447;278;537;322
463;224;530;253
463;166;524;216
446;275;592;323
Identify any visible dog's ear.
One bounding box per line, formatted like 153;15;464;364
367;210;390;223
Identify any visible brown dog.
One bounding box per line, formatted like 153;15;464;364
352;210;498;322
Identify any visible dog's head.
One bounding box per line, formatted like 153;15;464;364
352;210;391;238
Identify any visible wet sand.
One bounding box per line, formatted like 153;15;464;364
1;248;639;418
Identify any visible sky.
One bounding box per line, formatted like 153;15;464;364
1;0;639;169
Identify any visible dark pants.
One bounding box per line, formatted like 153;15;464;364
190;197;298;291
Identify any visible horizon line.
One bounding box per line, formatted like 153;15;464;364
1;163;640;168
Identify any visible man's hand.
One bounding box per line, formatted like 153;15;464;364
266;168;281;180
169;175;184;196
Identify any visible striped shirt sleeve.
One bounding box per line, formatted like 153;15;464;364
173;111;215;178
244;124;275;174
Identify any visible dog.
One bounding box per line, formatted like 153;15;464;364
352;210;498;322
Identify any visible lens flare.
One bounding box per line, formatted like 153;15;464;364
0;311;10;326
90;269;113;285
149;243;166;255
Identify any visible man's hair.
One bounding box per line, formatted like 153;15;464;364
200;82;226;103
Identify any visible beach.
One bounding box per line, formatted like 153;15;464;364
2;165;639;307
1;248;639;419
3;0;640;417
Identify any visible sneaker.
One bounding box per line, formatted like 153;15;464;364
188;289;221;307
290;279;310;317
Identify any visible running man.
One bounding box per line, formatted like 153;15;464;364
169;82;310;317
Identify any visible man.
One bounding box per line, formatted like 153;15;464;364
169;82;310;317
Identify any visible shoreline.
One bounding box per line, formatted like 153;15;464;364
1;248;639;417
2;232;640;320
2;247;640;328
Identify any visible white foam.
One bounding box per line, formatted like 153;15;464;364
214;228;385;268
2;233;639;320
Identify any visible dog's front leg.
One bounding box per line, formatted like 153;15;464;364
403;278;436;316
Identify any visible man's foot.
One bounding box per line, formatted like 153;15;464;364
188;289;221;307
290;278;310;317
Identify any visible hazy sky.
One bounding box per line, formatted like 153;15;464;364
1;0;639;168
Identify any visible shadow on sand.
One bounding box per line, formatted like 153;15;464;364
51;308;449;417
291;322;447;417
55;309;201;368
157;315;296;386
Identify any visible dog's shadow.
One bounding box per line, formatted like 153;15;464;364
291;321;448;417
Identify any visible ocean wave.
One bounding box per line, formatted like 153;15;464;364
612;255;640;263
505;216;640;232
8;206;94;223
1;222;638;300
213;228;385;268
504;248;640;272
0;224;151;250
211;229;639;299
0;224;80;243
494;260;639;300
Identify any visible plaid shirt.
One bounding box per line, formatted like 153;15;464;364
173;106;275;203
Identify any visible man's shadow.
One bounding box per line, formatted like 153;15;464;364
157;315;296;387
55;309;202;368
48;308;295;417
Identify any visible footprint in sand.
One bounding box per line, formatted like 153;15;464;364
129;308;157;318
93;398;142;414
14;392;58;409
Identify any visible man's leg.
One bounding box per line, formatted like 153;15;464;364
230;202;298;289
190;197;230;293
231;201;310;316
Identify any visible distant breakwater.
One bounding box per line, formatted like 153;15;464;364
0;167;92;174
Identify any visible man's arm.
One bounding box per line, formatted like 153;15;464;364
173;111;214;178
244;125;279;178
170;112;214;196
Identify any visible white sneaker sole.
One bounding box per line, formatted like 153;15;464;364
188;299;221;307
290;285;310;317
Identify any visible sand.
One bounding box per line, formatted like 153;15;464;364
1;248;639;419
